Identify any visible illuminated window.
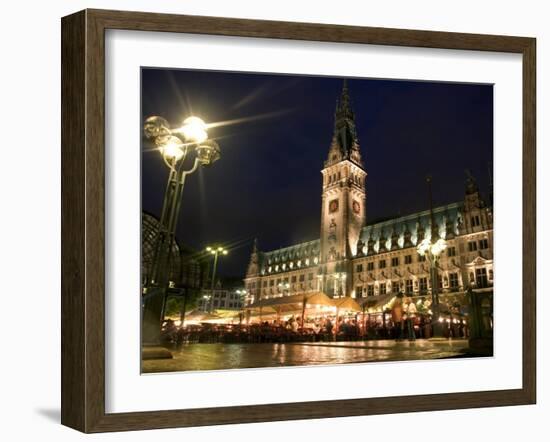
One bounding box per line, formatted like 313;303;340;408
449;273;459;289
419;277;428;293
476;268;488;287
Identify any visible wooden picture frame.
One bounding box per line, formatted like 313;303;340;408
61;8;536;433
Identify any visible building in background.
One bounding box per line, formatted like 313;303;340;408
244;82;493;308
198;278;246;312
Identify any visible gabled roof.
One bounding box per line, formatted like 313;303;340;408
263;238;320;264
360;202;463;252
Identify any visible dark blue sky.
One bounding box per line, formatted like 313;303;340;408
141;68;493;278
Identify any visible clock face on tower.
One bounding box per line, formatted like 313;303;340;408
353;200;361;214
329;199;339;213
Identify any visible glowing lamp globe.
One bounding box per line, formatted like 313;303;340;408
416;238;431;257
196;140;220;166
181;116;208;143
159;136;185;161
143;116;170;139
431;238;447;257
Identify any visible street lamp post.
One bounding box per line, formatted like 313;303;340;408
235;289;248;307
235;289;247;327
142;115;221;344
206;246;228;312
417;176;447;339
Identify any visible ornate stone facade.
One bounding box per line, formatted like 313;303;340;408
244;82;493;306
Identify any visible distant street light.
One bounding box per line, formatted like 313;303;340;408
234;289;248;327
235;289;248;301
142;115;221;344
206;246;228;312
417;175;447;339
235;289;248;310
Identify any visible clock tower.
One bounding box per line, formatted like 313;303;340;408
320;80;367;297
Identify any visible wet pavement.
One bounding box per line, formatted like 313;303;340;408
142;339;480;373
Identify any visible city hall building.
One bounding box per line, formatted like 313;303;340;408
244;81;493;308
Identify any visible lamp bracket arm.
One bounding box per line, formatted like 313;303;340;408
179;157;201;184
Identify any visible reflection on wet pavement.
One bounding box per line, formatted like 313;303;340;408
142;339;482;373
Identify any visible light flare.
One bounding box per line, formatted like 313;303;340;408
178;116;208;143
159;136;185;160
205;109;294;130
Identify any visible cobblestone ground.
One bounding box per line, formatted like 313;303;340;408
142;339;483;373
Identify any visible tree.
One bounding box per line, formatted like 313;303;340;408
164;289;202;326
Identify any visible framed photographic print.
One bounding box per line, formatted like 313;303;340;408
61;9;536;433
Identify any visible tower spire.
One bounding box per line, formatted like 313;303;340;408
335;79;353;122
340;79;350;114
326;79;362;167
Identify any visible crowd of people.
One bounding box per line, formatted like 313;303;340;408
160;297;468;346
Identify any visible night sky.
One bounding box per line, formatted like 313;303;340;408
141;69;493;279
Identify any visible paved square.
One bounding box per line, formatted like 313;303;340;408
142;339;482;373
